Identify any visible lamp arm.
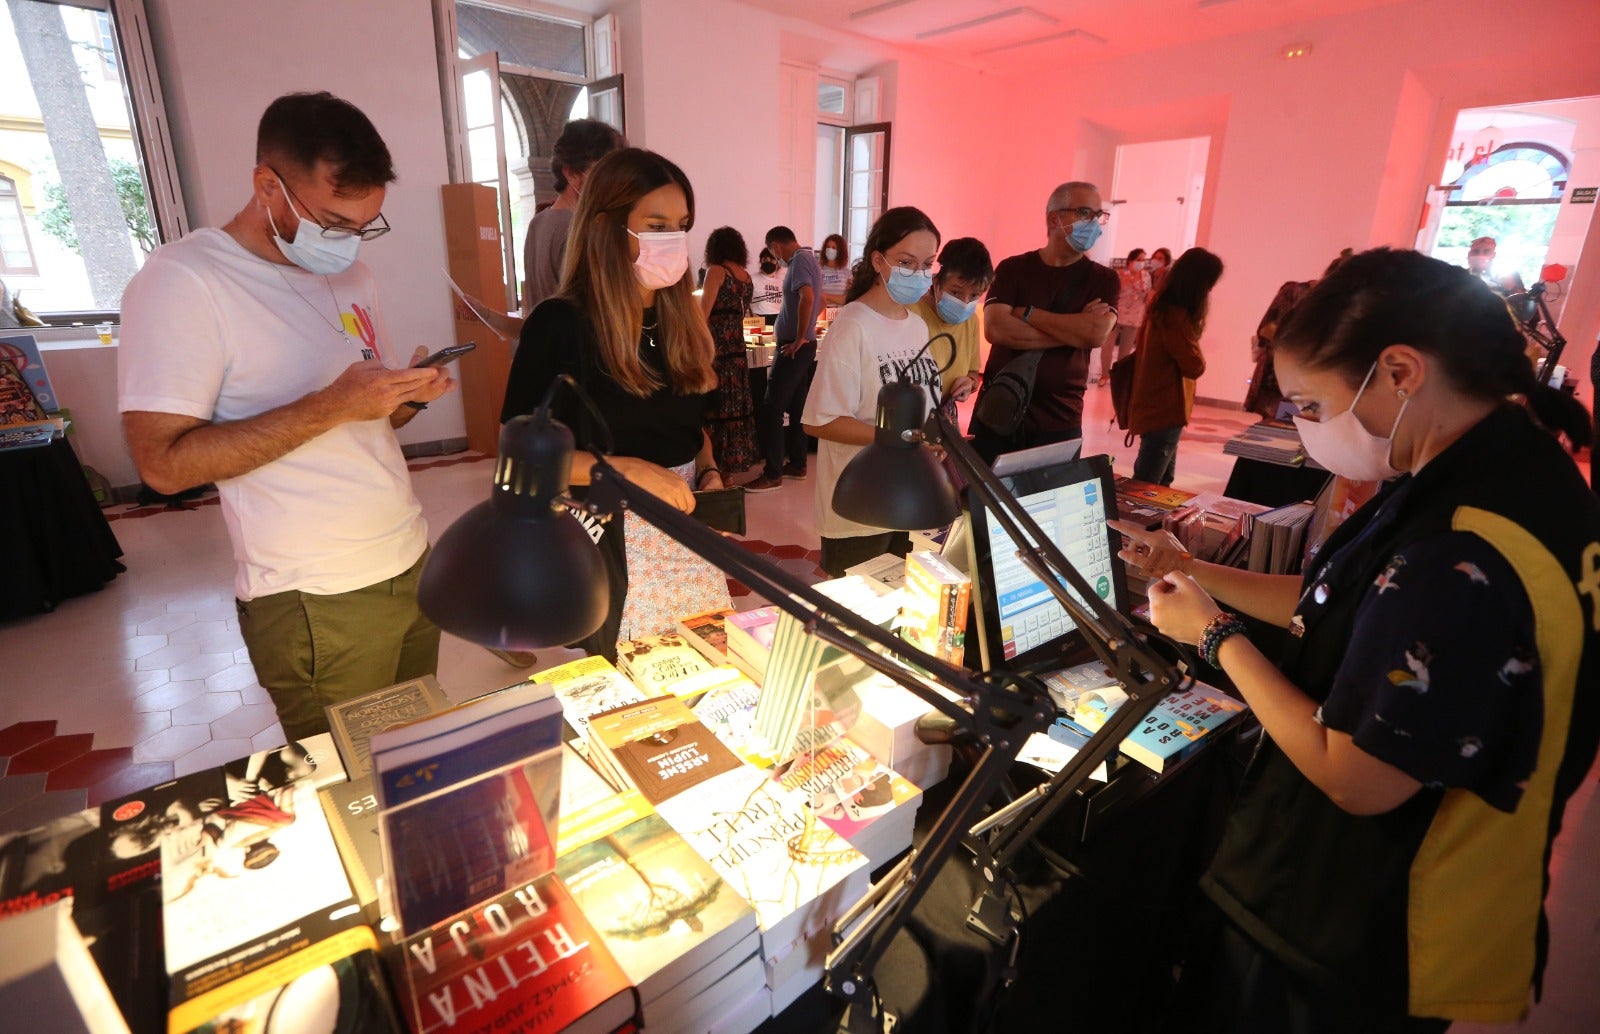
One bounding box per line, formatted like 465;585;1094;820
579;456;1057;1019
929;409;1190;871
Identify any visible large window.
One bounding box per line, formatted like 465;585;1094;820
1433;142;1570;290
0;0;184;323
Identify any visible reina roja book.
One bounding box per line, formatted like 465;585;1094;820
400;875;637;1034
557;801;758;1012
586;695;746;807
370;683;565;934
617;632;716;696
325;674;451;777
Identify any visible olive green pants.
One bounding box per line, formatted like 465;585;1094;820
237;551;440;741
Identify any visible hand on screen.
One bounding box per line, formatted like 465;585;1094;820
1107;518;1190;580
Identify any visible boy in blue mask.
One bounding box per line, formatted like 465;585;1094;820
910;237;994;405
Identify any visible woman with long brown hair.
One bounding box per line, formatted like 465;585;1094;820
501;148;728;656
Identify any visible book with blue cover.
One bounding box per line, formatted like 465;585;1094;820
1078;681;1247;773
370;682;565;933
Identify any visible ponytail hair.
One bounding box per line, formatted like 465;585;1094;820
844;206;941;304
1276;247;1588;450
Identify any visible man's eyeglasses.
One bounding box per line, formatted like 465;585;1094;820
1051;206;1111;225
276;172;392;241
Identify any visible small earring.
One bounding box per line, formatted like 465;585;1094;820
1396;389;1408;399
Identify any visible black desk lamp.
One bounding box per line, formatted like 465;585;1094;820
418;370;1187;1033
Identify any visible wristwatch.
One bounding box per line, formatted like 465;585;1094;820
1021;305;1035;324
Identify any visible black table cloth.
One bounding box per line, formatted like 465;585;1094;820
1;436;124;620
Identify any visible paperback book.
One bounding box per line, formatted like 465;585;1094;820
557;806;758;1011
587;695;745;806
676;607;736;665
899;550;971;666
689;669;765;765
319;774;384;921
617;631;716;697
653;765;869;953
770;735;922;869
1077;681;1249;772
325;675;451;777
724;606;780;683
399;875;638;1034
370;683;565;934
531;655;649;789
0;333;59;412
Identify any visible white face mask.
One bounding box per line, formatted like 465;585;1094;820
1293;362;1411;482
266;174;361;275
823;245;839;261
1130;259;1146;271
628;229;690;290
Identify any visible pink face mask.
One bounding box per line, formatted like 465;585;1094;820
628;229;690;289
1292;362;1410;482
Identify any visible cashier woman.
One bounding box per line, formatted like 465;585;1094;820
1114;247;1600;1033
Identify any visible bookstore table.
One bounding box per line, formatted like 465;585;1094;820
0;436;123;619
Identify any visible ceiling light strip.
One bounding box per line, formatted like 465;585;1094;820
915;7;1055;41
850;0;919;20
974;27;1107;55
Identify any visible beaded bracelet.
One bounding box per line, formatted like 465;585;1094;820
1198;612;1248;668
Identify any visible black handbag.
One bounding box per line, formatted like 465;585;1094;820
691;487;747;536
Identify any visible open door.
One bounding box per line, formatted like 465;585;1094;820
459;50;516;312
842;123;890;262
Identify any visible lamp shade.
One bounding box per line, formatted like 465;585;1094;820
832;380;960;530
418;414;609;649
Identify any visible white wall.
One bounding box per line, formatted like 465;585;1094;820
992;0;1600;405
143;0;465;449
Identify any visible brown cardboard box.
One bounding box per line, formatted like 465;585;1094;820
440;183;511;455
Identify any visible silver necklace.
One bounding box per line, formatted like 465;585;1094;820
278;268;353;345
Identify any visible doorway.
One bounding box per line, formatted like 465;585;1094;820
1104;136;1209;265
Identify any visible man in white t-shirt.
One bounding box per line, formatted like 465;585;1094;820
118;92;453;739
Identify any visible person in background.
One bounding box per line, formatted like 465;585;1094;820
747;226;822;492
973;180;1118;462
1117;247;1598;1033
1148;246;1173;297
698;226;757;474
751;247;784;326
1246;249;1353;419
501;148;730;657
1465;235;1497;285
118;92;452;740
910;236;993;407
1102;246;1152;386
803;207;944;576
524;119;626;315
1127;247;1223;485
818;232;851;307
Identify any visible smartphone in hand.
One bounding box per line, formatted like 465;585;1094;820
416;342;476;368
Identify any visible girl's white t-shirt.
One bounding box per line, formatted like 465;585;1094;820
802;300;943;540
118;229;427;600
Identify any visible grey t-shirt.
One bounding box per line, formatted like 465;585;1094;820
522;207;575;314
776;247;822;345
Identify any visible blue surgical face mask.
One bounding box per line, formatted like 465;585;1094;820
936;289;977;324
885;266;933;305
1066;218;1103;254
267;174;361;275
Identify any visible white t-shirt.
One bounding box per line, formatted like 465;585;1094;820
750;269;784;316
118;229;428;600
802;301;943;540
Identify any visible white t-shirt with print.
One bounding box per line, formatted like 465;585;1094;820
802;300;943;540
118;228;428;600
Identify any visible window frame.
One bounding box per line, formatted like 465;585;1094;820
4;0;189;330
0;175;41;276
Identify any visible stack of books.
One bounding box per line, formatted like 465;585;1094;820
725;606;780;683
1244;500;1317;574
532;655;650;789
1221;419;1317;468
617;631;717;697
0;333;66;451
